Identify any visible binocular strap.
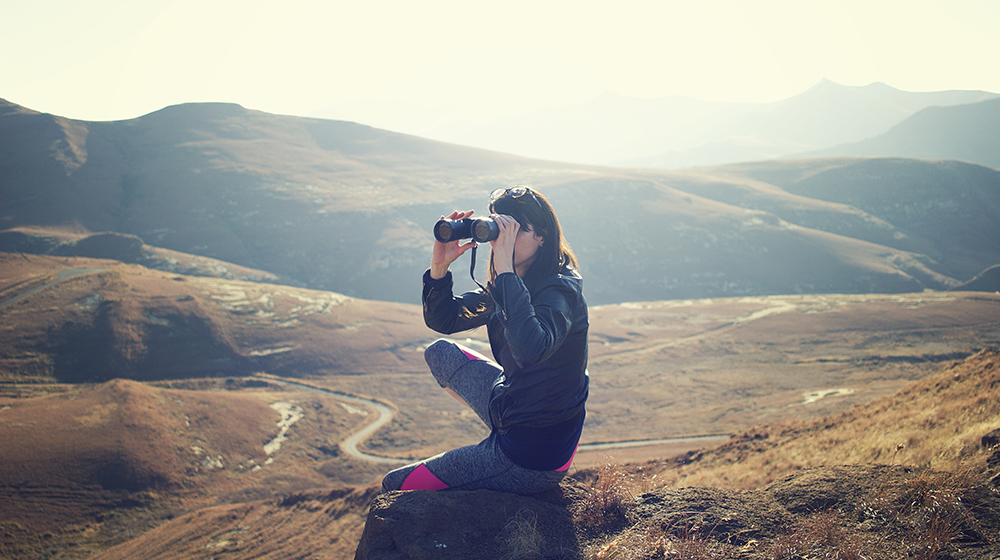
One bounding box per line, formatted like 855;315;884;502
470;243;486;291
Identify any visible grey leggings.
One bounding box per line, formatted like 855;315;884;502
381;339;568;494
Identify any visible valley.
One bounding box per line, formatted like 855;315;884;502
2;252;999;558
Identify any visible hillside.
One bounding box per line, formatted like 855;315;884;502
4;98;1000;305
5;253;1000;450
0;253;428;384
649;348;1000;489
0;377;387;559
696;157;1000;282
807;97;1000;170
359;348;1000;560
82;350;1000;560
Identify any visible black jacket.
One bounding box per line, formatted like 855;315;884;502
422;268;589;435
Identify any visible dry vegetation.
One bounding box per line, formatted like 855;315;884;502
562;349;1000;560
0;376;383;559
3;256;1000;558
567;460;999;560
644;348;1000;489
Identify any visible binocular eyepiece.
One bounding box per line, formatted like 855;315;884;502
434;218;500;243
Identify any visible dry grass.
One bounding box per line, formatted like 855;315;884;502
858;465;995;560
647;349;1000;490
497;509;545;560
571;460;998;560
768;510;869;560
570;351;1000;560
574;463;640;533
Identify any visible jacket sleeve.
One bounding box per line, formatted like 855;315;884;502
422;270;492;334
488;272;575;367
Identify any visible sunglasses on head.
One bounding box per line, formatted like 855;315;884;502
489;186;542;211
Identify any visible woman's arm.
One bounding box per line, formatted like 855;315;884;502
423;271;492;334
423;209;493;334
489;273;576;366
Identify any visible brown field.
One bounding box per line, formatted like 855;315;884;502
0;377;387;559
2;253;1000;558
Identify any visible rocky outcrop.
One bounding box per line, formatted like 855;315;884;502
355;481;585;560
356;464;1000;560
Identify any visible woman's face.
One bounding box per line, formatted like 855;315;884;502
513;222;545;275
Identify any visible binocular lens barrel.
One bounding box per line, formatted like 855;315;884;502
433;218;500;243
473;220;495;242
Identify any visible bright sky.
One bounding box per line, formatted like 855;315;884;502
3;0;999;134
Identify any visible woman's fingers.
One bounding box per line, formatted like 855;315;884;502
445;209;475;221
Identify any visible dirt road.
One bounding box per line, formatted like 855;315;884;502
0;268;105;310
261;376;727;467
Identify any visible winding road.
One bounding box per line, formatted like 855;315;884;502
260;375;729;466
0;268;106;310
258;376;409;465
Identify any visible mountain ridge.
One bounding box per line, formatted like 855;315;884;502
3;96;1000;306
384;79;999;168
803;97;1000;169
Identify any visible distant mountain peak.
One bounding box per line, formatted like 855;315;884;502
809;77;847;90
141;101;250;121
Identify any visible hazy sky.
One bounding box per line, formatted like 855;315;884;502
3;0;999;134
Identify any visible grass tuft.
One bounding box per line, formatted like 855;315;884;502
573;463;639;533
498;509;545;560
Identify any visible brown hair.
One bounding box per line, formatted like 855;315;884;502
488;186;579;291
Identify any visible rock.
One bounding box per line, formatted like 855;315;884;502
982;428;1000;449
765;464;905;514
355;480;584;560
633;485;788;546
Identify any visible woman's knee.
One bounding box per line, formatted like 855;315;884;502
424;339;465;387
382;462;450;492
381;464;411;492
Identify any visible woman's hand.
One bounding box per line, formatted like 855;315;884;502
430;210;477;280
489;214;520;276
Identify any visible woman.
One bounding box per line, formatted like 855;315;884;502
381;186;589;495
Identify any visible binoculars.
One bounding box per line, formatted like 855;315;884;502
434;218;500;243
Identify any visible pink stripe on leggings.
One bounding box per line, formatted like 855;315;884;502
400;464;450;491
556;446;578;472
461;348;486;361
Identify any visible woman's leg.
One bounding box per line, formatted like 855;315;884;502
381;434;566;495
423;339;500;428
381;339;565;494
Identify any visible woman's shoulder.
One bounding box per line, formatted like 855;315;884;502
535;267;584;299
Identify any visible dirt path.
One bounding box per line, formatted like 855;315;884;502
259;377;407;465
0;268;105;310
578;433;731;451
597;298;800;362
260;375;728;466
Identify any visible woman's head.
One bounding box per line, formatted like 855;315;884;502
488;186;578;288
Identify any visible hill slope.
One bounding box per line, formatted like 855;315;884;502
87;350;1000;560
650;348;1000;489
0;253;429;383
806;97;1000;170
4;98;1000;305
0;377;386;560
